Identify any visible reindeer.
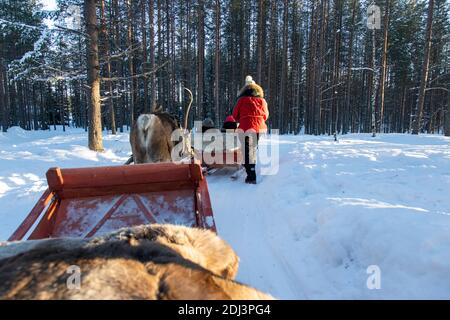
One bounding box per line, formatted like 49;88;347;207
128;89;193;164
0;224;274;300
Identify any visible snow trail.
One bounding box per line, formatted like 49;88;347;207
209;134;450;299
0;127;449;299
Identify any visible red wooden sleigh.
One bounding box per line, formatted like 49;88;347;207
8;163;216;241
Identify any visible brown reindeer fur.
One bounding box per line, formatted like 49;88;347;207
130;111;180;164
96;224;239;279
0;224;273;300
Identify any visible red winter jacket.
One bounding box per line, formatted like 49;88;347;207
232;85;269;133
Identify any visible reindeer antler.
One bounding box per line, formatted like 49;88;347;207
183;87;194;130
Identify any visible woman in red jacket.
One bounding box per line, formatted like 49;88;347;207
232;76;269;184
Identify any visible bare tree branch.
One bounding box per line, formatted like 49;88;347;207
101;61;169;82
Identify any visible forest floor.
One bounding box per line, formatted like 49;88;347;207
0;127;449;299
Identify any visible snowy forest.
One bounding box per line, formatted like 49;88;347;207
0;0;449;151
1;0;450;301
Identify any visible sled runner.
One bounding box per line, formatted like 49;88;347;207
8;163;216;241
192;131;243;171
195;148;243;170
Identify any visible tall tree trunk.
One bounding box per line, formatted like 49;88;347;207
370;28;377;137
170;1;176;115
306;0;318;134
267;0;278;130
400;84;406;132
412;0;434;135
157;0;163;105
342;0;358;134
238;1;245;88
101;0;116;134
32;84;38;130
315;0;326;135
141;0;148;113
293;1;303;134
378;0;390;133
197;0;205;118
148;0;156;109
256;0;264;84
126;0;136;125
112;0;123;132
279;0;289;133
84;0;104;151
0;60;6;132
445;101;450;136
214;0;220;123
332;0;343;136
165;0;172;112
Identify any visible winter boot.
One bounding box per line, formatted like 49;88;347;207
245;164;257;184
245;176;257;184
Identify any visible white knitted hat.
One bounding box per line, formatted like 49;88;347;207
245;75;255;86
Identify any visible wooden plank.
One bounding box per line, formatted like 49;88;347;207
46;163;201;191
28;199;61;240
132;195;158;224
85;195;129;238
8;189;54;241
196;179;217;232
56;181;195;199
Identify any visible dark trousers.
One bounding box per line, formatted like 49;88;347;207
242;133;260;179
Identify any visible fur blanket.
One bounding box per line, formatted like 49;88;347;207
0;224;273;300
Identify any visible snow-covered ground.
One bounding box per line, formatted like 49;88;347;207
0;127;449;299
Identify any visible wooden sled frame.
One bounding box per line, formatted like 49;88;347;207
9;163;216;241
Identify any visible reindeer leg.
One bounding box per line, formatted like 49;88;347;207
124;155;134;165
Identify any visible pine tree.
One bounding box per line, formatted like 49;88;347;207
84;0;104;151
